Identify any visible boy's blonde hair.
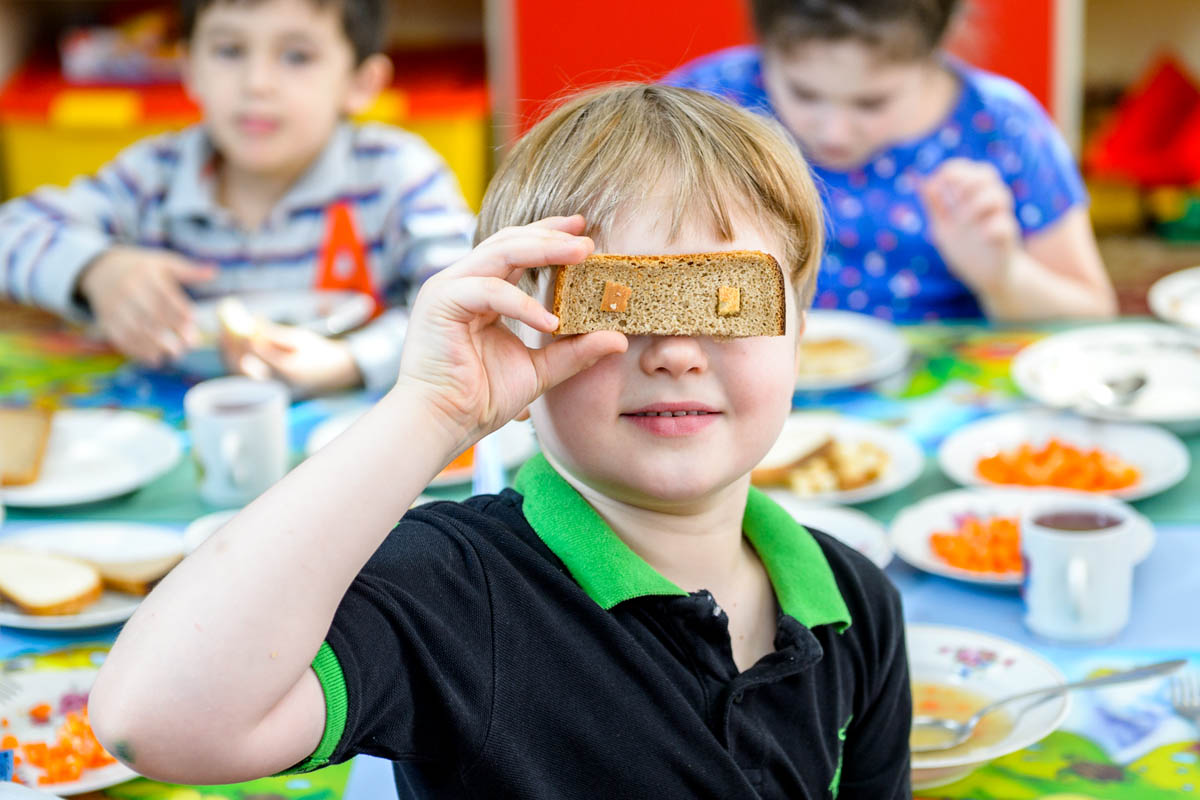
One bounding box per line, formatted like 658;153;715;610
478;83;824;309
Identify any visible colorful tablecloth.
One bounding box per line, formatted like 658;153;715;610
2;320;1198;799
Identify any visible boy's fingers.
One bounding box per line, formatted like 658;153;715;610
529;331;628;394
446;235;594;281
527;214;587;233
443;276;560;331
163;255;218;285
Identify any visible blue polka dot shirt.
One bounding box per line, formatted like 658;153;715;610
666;46;1088;321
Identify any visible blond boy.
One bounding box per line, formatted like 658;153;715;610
0;0;474;394
91;84;912;798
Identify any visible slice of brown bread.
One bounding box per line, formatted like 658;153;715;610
0;407;53;486
551;251;786;337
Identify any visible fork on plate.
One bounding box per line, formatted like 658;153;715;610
0;676;19;705
1169;671;1200;726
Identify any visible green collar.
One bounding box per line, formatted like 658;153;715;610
513;454;851;632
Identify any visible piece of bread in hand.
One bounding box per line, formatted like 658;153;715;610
0;407;53;486
552;251;786;337
0;547;103;615
215;297;262;339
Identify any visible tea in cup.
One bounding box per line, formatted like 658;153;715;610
1020;498;1146;643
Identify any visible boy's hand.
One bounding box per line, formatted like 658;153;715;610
79;246;216;365
396;215;627;445
220;322;362;396
921;159;1022;297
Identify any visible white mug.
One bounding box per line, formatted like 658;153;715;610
184;377;289;507
1020;499;1146;643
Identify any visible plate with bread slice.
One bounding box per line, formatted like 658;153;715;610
795;310;912;391
0;523;184;630
0;409;182;508
0;648;137;794
752;412;924;505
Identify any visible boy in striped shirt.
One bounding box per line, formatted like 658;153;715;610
0;0;474;394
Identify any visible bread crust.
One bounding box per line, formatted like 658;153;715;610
0;407;53;486
551;251;786;337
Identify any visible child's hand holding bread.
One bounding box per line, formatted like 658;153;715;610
395;215;628;450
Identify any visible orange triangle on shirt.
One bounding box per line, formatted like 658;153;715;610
315;200;382;316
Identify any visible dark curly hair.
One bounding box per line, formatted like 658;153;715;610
180;0;387;64
751;0;963;59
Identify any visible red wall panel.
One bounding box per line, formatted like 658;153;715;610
510;0;1055;133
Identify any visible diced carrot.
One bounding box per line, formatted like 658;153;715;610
928;515;1023;575
975;439;1139;492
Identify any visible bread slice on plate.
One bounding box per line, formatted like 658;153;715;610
552;251;786;337
92;553;183;595
0;407;53;486
0;547;103;615
751;429;834;487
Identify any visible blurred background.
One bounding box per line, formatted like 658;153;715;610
0;0;1195;313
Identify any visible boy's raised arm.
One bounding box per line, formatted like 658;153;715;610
88;216;627;784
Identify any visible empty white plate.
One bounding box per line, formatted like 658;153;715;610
2;409;182;508
764;491;893;569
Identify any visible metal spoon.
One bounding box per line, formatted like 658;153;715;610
912;658;1185;754
1083;373;1148;410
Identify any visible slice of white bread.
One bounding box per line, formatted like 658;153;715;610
552;251;786;337
215;297;262;339
0;547;103;615
91;553;183;595
750;429;834;487
0;407;53;486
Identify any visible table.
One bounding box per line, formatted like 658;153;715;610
2;319;1198;799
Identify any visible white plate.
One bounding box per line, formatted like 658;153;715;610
907;623;1069;789
1149;265;1200;329
1;410;182;508
937;411;1189;501
0;523;183;630
193;289;374;338
1012;323;1200;429
0;658;137;795
890;488;1155;587
763;491;892;569
794;309;912;391
756;412;924;505
306;411;538;487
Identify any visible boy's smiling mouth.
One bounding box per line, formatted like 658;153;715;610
621;403;721;437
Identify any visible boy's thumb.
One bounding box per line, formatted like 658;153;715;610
165;256;218;285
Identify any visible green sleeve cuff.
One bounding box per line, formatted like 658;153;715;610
278;642;349;774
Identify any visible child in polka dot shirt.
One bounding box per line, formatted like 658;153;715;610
668;0;1116;322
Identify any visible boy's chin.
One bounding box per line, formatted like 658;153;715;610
594;462;746;511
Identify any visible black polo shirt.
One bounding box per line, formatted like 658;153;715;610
294;454;912;799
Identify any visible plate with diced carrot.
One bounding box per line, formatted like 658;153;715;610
936;411;1189;501
1;661;135;795
890;488;1154;586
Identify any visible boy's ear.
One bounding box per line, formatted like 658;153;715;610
343;54;393;115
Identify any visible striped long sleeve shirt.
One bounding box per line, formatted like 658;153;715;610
0;121;476;390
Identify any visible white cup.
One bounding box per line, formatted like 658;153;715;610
184;377;289;507
1020;499;1144;644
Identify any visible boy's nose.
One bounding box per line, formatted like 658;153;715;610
243;55;278;95
638;336;709;379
